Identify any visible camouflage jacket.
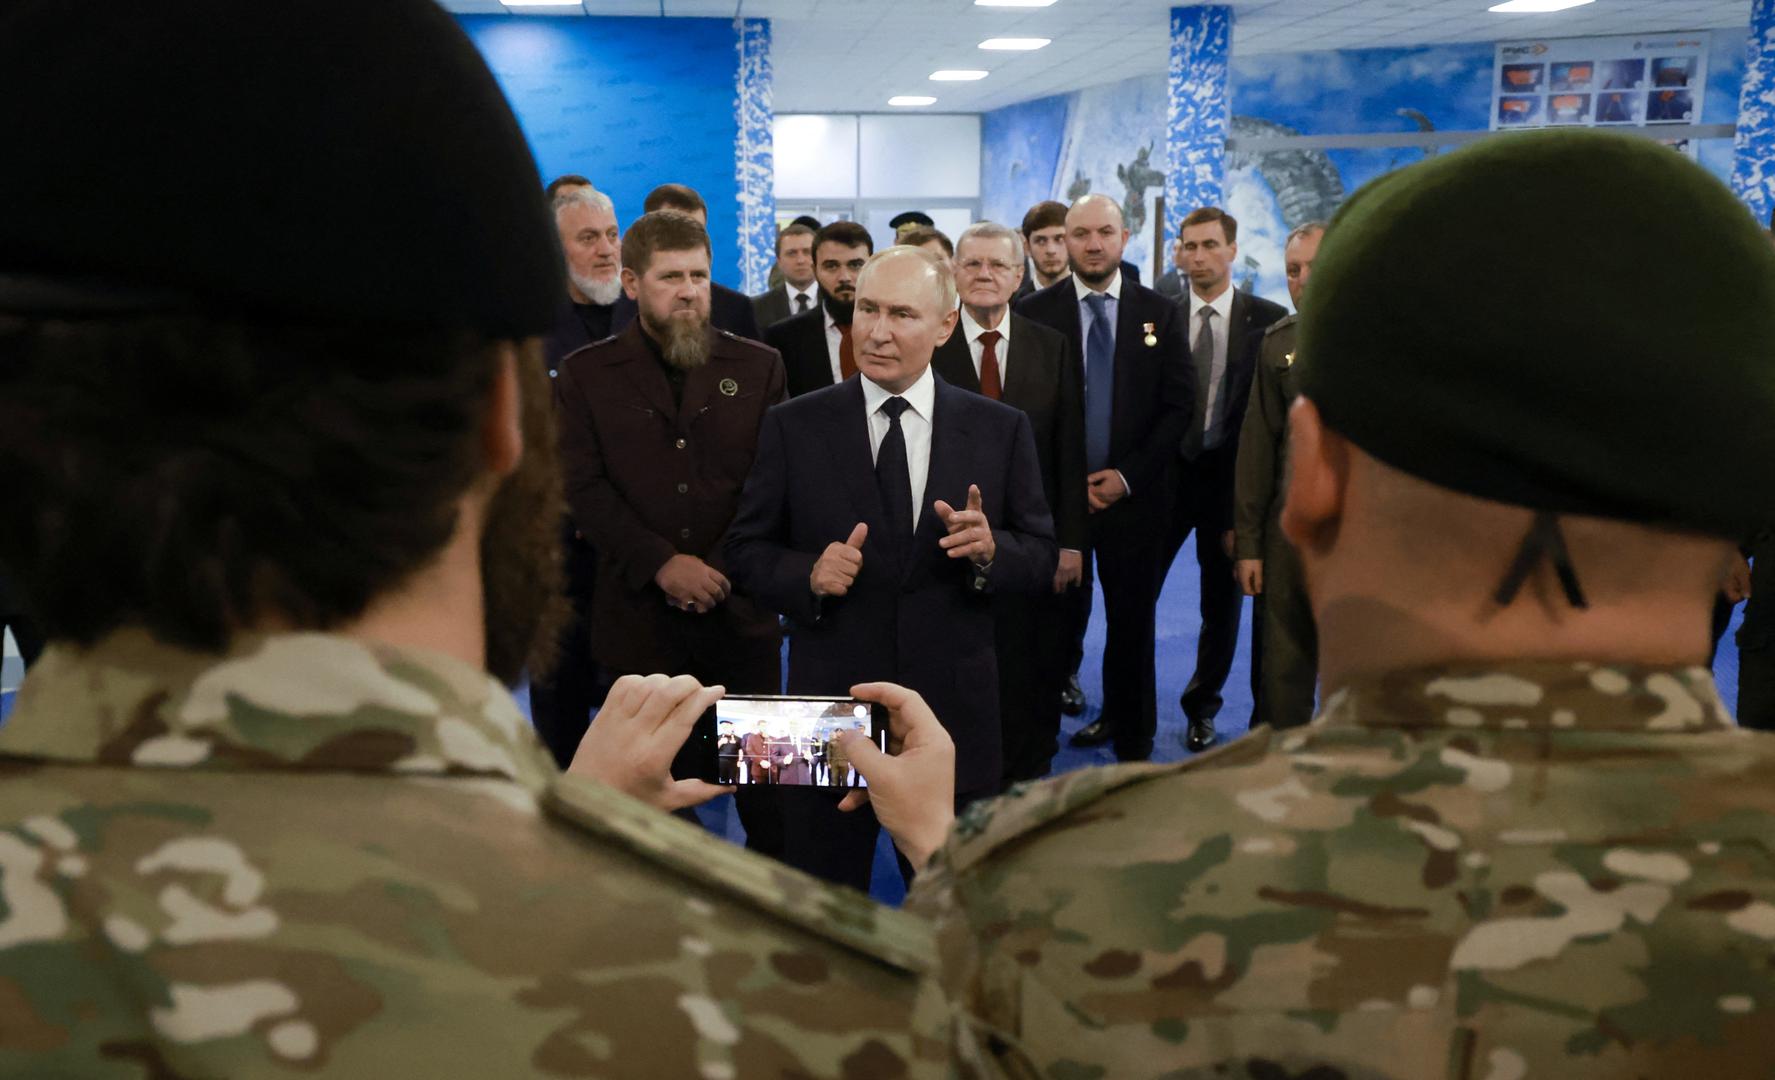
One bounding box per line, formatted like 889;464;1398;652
908;661;1775;1078
0;630;967;1077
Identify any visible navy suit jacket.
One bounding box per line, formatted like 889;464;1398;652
724;374;1057;794
1014;276;1193;536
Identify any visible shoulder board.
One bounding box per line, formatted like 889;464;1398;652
544;776;936;974
935;730;1275;877
1263;313;1299;338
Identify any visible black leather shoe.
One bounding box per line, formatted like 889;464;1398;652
1070;719;1113;747
1060;675;1086;716
1185;716;1216;752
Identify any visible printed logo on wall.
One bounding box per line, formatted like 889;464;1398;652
1493;33;1708;154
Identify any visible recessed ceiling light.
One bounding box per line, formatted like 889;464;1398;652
888;95;938;107
1488;0;1595;11
979;37;1051;51
930;70;989;81
975;0;1059;7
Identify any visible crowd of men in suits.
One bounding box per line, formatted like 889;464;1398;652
530;169;1333;890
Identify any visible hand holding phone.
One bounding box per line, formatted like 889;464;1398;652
694;695;887;789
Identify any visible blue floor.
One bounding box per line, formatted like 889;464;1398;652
0;549;1750;909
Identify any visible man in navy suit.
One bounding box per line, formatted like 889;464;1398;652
1015;194;1193;762
726;246;1057;889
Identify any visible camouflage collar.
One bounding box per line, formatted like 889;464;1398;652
1317;661;1737;734
0;629;559;792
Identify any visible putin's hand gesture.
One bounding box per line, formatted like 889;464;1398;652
934;484;995;565
811;523;868;597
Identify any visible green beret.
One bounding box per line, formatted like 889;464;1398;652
1299;129;1775;538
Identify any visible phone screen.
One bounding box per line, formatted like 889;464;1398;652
697;695;886;789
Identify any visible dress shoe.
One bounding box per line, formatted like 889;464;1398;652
1185;716;1216;752
1060;675;1086;716
1070;719;1113;747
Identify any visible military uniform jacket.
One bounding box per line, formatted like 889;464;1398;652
1233;314;1299;562
909;660;1775;1078
0;631;967;1077
556;322;786;672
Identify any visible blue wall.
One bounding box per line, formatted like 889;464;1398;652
982;29;1752;307
456;15;745;288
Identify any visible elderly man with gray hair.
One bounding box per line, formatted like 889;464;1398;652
933;222;1087;784
726;245;1058;889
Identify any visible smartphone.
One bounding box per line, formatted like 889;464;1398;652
691;695;888;788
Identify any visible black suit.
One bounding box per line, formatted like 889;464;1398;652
1014;276;1193;759
531;297;619;767
1154;268;1185;300
751;283;817;330
1163;288;1288;729
725;373;1057;888
933;313;1085;782
765;304;841;399
613;282;763;343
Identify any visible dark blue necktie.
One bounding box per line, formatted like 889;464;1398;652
1083;292;1115;471
876;397;915;559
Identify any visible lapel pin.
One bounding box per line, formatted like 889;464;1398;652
1284;351;1296;368
719;378;739;396
1142;322;1157;347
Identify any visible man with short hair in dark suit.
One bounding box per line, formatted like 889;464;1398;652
555;209;786;841
764;220;874;398
608;183;763;342
726;246;1057;889
751;222;818;329
1154;235;1187;300
1013;200;1073;303
934;221;1085;785
1015;194;1194;763
1161;207;1287;752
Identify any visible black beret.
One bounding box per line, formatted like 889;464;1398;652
1299;129;1775;537
0;0;562;338
889;211;936;230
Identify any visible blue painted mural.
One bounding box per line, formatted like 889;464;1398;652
983;29;1752;309
457;15;748;288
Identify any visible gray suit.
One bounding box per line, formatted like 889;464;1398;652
751;284;816;331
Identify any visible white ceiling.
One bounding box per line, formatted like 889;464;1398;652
439;0;1752;113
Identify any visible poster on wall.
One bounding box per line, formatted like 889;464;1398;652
1493;33;1709;152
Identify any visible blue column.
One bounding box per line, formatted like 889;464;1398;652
1165;5;1232;245
1733;0;1775;224
735;18;776;296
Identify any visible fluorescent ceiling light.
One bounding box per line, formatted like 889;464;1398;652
1488;0;1595;12
975;0;1059;7
979;37;1051;50
888;95;938;107
501;0;582;6
930;70;989;81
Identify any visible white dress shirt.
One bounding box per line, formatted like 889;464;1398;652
860;365;934;530
823;304;846;385
1188;283;1235;445
958;305;1012;384
787;281;817;317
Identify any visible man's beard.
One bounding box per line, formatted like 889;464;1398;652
480;341;572;687
642;310;712;371
1072;259;1117;286
820;287;854;325
570;271;623;307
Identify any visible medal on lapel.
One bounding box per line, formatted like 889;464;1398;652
1284;351;1296;368
1142;322;1157;347
719;378;739;396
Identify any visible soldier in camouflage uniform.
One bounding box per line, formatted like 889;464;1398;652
854;131;1775;1075
0;2;975;1075
1232;222;1327;732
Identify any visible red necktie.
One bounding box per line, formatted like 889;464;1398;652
978;330;1003;400
838;323;857;380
